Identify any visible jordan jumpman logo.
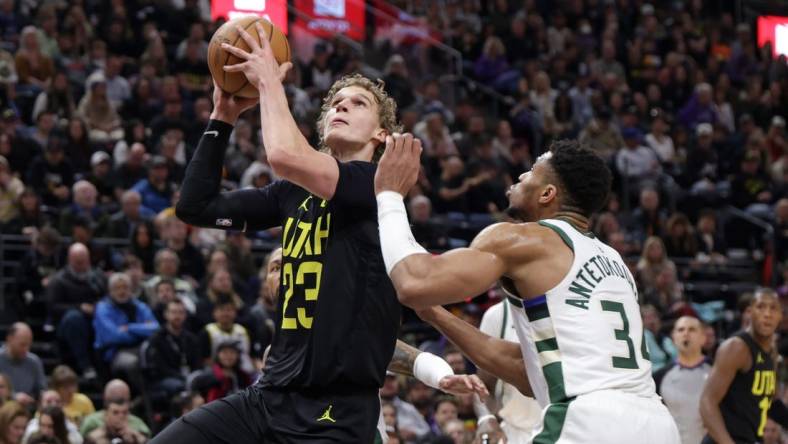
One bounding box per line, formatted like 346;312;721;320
317;405;336;423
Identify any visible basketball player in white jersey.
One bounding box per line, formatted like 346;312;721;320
373;137;680;443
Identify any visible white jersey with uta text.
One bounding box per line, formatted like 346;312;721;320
507;218;656;407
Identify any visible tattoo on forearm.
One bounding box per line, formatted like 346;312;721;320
387;339;421;377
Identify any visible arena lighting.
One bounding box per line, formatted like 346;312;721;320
757;15;788;57
211;0;289;34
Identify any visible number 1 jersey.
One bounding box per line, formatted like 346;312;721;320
255;160;400;391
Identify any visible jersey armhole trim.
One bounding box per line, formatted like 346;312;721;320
500;301;509;339
538;220;574;252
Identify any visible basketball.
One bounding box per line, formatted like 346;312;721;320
207;16;291;98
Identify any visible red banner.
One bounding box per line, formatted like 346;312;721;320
757;16;788;58
294;0;365;41
211;0;288;34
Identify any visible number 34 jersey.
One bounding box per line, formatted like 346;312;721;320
507;219;656;406
257;160;400;391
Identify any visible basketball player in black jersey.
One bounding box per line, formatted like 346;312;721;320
700;288;783;444
151;23;422;443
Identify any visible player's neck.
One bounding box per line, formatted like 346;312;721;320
747;327;773;352
332;141;375;163
677;351;704;368
551;210;589;232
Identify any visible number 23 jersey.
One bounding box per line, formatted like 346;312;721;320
256;160;400;391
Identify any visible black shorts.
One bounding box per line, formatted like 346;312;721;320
150;385;381;444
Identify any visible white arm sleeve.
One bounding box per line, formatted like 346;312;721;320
376;191;428;274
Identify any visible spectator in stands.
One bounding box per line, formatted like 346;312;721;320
14;26;54;94
654;316;710;444
473;37;508;86
637;236;677;291
49;365;94;427
77;73;123;145
0;373;11;405
695;209;727;264
0;323;45;408
147;97;185;146
222;231;255;283
730;149;773;216
131;156;173;215
113;143;147;193
0;155;23;225
79;380;148;439
578;107;623;161
380;373;429;442
15;226;62;310
2;187;50;235
84;151;115;205
144;299;200;398
641;304;676;374
159;216;204;282
685;123;720;191
101;55;130;109
432;396;459;436
29;110;57;151
409;195;449;250
61;118;92;175
49;243;106;380
198;292;253;375
678;83;717;131
775;199;788;265
199;248;247;304
0;401;29;444
99;190;153;240
644;109;676;168
627;188;668;247
201;339;251;403
663;213;698;260
25;138;73;208
83;398;146;444
22;405;81;444
616;127;663;193
70;216;112;272
59;181;103;234
143;249;197;309
127;222;156;275
31;71;74;123
93;272;158;390
194;267;244;327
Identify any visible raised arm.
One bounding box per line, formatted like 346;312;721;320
417;306;531;397
700;337;749;444
221;22;339;200
175;83;282;232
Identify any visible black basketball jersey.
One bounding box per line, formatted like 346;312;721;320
717;331;777;443
251;160;400;391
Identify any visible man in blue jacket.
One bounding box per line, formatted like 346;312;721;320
94;272;159;392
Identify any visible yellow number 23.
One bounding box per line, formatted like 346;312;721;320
281;261;323;330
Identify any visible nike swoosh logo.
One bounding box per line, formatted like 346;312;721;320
204;130;219;137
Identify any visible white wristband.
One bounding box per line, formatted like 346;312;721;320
413;352;454;389
376;191;428;274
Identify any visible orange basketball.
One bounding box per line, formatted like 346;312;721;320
207;16;291;98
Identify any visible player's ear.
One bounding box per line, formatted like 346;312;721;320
372;128;387;146
539;184;558;204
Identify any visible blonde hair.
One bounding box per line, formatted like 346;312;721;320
317;74;402;162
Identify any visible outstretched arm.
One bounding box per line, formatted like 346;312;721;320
222;22;339;200
417;306;531;397
387;339;488;398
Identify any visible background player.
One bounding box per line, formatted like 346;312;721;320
374;139;680;443
700;289;785;444
154;23;418;443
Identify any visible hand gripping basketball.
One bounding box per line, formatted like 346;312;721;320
221;21;293;89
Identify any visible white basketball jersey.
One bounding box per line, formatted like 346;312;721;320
507;219;656;406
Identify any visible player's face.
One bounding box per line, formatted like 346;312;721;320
505;154;552;222
323;86;386;153
263;248;283;307
671;316;703;355
750;292;782;338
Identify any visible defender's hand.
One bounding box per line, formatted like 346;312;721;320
438;374;489;399
374;132;422;196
